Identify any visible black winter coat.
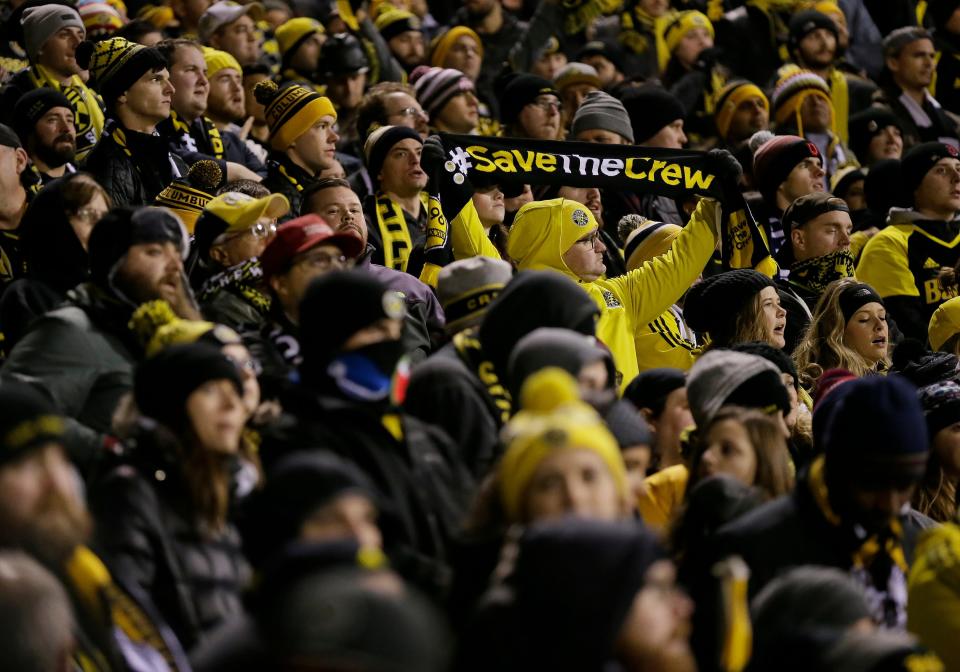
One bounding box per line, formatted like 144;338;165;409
82;119;188;207
261;388;475;597
713;473;934;599
90;453;251;653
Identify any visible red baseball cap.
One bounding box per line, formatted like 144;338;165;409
260;214;365;279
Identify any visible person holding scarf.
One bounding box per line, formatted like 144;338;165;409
262;269;473;597
776;193;856;353
0;5;106;163
716;375;933;629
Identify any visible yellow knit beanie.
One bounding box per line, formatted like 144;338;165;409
498;368;628;523
203;46;242;80
429;25;483;67
254;79;337;150
664;10;714;53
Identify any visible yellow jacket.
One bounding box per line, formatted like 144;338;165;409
635;305;699;372
506;198;720;390
636;464;689;530
907;522;960;671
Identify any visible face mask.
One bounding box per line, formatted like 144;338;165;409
788;248;856;295
326;339;405;402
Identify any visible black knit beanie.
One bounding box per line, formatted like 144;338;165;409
623;367;686;415
604;400;653;449
731;341;799;390
242;451;380;568
0;379;65;467
837;282;883;323
847;108;902;162
87;206;188;286
683;270;776;343
499;74;559;126
362;125;422;187
621;86;686;144
299;269;406;366
901;141;960;203
12;88;72;143
134;342;243;430
820;375;929;490
788;10;838;52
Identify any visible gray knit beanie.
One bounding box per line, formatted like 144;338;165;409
686;350;786;428
21;5;85;64
571;91;634;143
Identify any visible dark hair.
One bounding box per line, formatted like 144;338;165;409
60;172;111;215
115;19;162;44
216;179;270;198
155;38;202;66
242;63;272;77
356;81;416;141
301;177;354;214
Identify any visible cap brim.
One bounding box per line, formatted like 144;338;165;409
296;231;365;259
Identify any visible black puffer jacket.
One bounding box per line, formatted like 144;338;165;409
82;119;188;207
262;387;474;598
89;436;252;653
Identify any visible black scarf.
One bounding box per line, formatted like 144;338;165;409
787;249;856;297
437;134;775;273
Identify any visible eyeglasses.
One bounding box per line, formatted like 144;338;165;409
295;250;351;270
74;207;107;223
529;99;562;113
576;231;601;247
389;106;428;119
217;220;277;245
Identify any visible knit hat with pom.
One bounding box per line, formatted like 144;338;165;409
154;159;224;234
498;367;628;522
254;79;337;151
75;36;167;107
771;67;833;134
128;299;243;357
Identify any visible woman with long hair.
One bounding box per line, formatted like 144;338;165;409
686;405;795;501
793;278;889;390
684;269;787;351
914;381;960;522
90;342;258;652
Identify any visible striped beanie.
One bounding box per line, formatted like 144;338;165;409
154;160;223;233
254;79;337;151
713;79;769;141
410;66;473;118
78;2;124;40
771;67;833;131
75;36;167;106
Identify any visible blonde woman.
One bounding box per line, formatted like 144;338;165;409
794;278;890;390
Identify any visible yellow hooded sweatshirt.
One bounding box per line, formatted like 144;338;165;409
505;197;720;389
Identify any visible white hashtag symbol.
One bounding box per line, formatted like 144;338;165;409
447;147;473;175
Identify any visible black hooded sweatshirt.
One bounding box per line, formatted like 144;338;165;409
404;271;600;478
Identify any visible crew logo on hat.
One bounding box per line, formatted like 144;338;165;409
572;209;590;227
